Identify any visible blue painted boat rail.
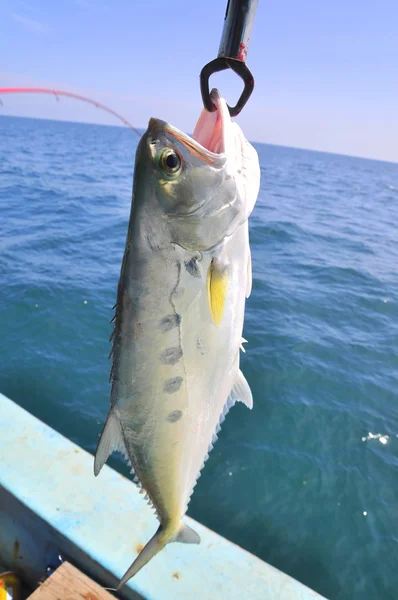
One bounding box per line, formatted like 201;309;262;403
0;392;327;599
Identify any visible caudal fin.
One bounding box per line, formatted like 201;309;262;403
117;522;200;590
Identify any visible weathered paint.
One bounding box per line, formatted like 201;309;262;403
0;392;327;600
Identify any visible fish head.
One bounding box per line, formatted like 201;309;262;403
137;89;260;251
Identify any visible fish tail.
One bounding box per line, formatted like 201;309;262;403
116;526;165;590
117;521;200;589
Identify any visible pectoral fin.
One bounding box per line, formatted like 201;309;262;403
207;258;229;326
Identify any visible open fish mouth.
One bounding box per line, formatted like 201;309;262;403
150;89;231;167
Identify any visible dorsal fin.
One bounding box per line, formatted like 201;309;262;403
94;411;160;519
94;411;128;476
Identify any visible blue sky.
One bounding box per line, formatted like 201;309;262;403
1;0;397;162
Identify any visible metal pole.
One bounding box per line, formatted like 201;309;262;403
218;0;259;63
199;0;259;116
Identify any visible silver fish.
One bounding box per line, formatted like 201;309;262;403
94;89;260;588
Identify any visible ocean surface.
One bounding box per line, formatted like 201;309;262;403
1;114;397;600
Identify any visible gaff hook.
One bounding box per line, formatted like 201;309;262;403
200;0;258;117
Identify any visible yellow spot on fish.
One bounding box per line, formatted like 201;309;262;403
207;259;228;326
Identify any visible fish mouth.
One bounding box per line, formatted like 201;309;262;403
149;89;230;166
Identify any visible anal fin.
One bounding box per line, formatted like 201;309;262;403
182;369;253;514
246;249;252;298
229;368;253;409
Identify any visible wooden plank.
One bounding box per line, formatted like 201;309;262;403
28;561;115;600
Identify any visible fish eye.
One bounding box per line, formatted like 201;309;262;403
159;148;182;177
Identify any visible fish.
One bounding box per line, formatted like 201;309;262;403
94;88;260;588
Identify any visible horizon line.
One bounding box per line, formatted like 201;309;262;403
1;112;397;167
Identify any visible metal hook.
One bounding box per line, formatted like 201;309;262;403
200;57;254;117
199;0;258;117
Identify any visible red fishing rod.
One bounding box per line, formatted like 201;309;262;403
0;87;141;138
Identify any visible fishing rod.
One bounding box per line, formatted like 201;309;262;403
0;87;141;137
200;0;258;116
1;2;258;127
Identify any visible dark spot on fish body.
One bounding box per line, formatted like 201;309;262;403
172;572;181;580
146;234;161;252
164;376;183;393
159;347;183;365
184;257;201;278
159;313;181;332
166;409;183;423
136;543;144;554
196;337;207;355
